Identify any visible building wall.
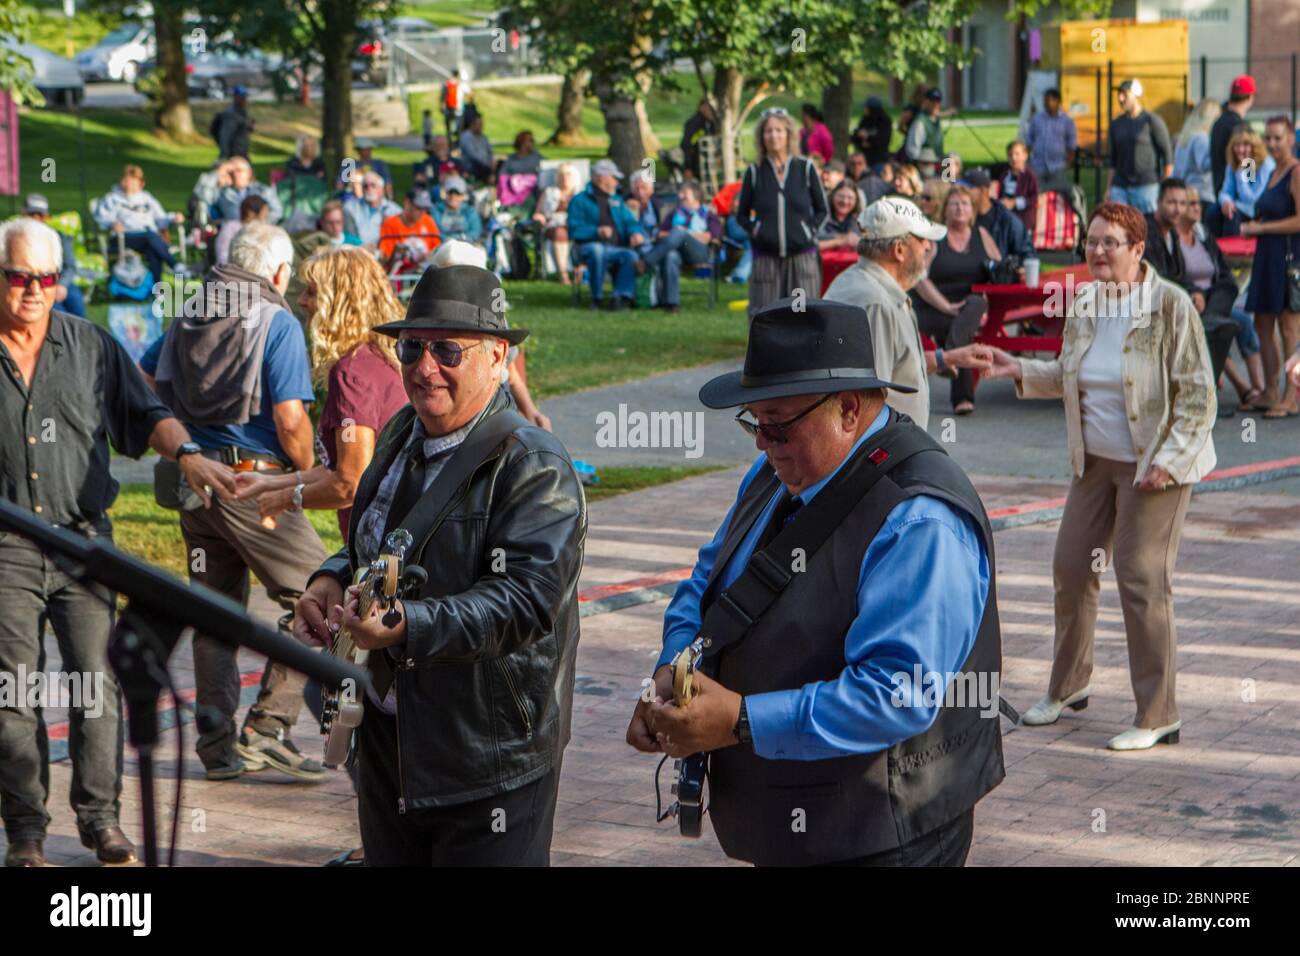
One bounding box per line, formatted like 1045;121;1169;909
964;0;1017;110
1249;0;1300;113
1135;0;1250;105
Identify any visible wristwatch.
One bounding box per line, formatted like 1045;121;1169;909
177;441;202;460
934;348;948;374
291;483;305;511
733;697;752;745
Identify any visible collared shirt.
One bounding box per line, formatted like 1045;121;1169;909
658;406;990;760
1026;109;1077;175
823;258;930;429
0;311;171;535
352;399;493;714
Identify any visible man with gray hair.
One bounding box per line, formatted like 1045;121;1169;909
824;197;993;430
0;218;236;866
139;221;327;782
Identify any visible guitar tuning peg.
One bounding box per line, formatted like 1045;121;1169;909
670;783;679;795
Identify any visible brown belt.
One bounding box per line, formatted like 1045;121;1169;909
199;449;286;473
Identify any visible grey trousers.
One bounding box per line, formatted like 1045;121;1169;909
180;496;326;769
748;248;822;316
0;536;123;840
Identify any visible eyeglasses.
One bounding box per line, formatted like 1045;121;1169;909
1084;238;1132;252
2;269;59;291
395;337;479;367
734;394;833;444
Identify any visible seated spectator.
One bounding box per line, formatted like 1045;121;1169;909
1144;178;1240;403
458;113;494;182
318;199;362;247
817;181;863;251
916;178;952;224
22;193;85;318
891;163;923;199
412;135;452;189
342;171;401;250
498;130;542;209
532;162;580;284
847;152;890;206
286;135;326;179
821;159;847;196
339;137;392;199
640;180;721;313
967;167;1034;259
212;157;283;225
627;168;667;244
997;140;1039;232
568;158;646;310
92;163;185;280
379;188;441;266
911;186;1002;416
215;194;272;265
713;179;751;284
433;176;483;244
1217;127;1273;237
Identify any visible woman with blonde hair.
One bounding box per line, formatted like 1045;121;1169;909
1217;127;1273;237
1174;99;1220;208
734;105;828;315
233;245;407;539
534;162;580;284
891;163;924;199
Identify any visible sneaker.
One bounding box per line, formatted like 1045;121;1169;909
236;726;326;782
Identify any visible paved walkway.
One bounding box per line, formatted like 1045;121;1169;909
14;462;1300;866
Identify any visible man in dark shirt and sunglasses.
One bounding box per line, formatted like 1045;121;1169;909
625;297;1004;866
0;218;236;867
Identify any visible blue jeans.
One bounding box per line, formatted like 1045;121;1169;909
60;283;86;318
1108;182;1159;214
124;230;176;279
723;215;752;283
1231;307;1261;356
577;242;638;302
641;228;711;306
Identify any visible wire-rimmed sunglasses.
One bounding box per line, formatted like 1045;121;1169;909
734;393;833;443
3;269;59;291
760;106;790;120
395;337;478;367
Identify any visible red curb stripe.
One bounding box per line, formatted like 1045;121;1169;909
578;568;692;603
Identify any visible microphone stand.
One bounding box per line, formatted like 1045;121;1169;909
0;499;367;867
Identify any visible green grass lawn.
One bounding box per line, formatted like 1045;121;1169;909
110;464;724;580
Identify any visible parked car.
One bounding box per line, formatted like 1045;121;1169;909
75;20;153;83
134;47;296;100
5;41;84;106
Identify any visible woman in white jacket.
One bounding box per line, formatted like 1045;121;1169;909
987;202;1217;751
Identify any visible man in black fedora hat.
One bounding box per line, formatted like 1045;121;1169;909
626;297;1004;866
293;265;586;865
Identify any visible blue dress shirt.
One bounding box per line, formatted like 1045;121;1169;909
658;406;990;761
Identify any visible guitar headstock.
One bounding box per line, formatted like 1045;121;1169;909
670;637;705;706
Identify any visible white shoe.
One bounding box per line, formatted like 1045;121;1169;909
1107;722;1181;751
1020;686;1091;725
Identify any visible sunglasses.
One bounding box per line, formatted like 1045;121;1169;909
3;269;59;291
735;393;833;444
395;337;479;367
760;107;790;119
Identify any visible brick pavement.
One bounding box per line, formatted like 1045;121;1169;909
8;467;1300;866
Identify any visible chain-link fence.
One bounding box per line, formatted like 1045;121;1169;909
387;27;540;88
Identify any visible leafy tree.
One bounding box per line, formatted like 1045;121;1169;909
0;0;44;106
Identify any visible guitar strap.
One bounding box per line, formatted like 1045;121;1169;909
368;405;530;699
696;419;936;670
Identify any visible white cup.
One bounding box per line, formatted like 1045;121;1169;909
1024;257;1041;288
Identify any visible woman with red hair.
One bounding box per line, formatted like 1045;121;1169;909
986;201;1217;751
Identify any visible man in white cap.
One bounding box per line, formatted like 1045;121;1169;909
1106;79;1173;214
568;158;646;310
824;197;993;429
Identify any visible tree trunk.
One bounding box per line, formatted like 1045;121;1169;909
319;23;355;186
712;67;744;183
593;78;644;177
821;66;854;161
634;97;658;155
153;3;194;138
549;68;588;146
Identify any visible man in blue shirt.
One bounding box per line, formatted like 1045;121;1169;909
626;297;1004;866
141;222;329;783
1025;88;1078;195
568;158;646;310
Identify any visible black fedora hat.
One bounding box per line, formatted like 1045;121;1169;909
698;297;917;409
374;264;528;344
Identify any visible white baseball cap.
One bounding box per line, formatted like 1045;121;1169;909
859;197;947;242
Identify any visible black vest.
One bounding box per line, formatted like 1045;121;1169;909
704;411;1005;865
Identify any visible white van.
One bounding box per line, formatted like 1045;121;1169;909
75;21;154;83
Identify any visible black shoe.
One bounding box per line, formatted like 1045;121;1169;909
605;297;629;311
5;838;44;867
324;846;365;867
78;825;137;864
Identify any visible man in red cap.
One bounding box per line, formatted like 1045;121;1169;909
1209;76;1256;215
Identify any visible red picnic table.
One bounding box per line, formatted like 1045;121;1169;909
970;262;1094;355
819;247;859;295
1215;235;1256;270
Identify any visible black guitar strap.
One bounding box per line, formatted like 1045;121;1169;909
697;419;937;668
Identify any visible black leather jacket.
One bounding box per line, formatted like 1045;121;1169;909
310;388;586;808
